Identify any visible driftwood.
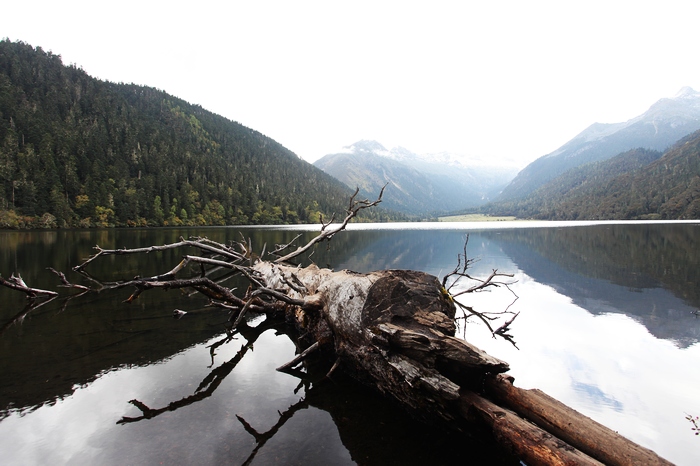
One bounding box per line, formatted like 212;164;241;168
0;188;672;465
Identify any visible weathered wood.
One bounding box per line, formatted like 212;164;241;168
254;261;673;464
254;263;512;425
459;391;604;466
484;374;674;466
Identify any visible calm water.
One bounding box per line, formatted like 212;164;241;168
1;222;699;465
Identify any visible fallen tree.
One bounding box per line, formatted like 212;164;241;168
1;189;672;465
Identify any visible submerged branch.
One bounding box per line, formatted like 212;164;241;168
276;341;320;372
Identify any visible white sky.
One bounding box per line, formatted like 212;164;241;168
3;1;700;168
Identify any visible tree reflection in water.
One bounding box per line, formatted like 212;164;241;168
112;313;516;465
117;318;281;425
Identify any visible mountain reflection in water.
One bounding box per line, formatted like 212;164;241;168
0;222;699;465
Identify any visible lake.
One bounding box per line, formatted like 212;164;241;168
1;221;699;465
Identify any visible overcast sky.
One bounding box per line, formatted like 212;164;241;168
3;1;700;168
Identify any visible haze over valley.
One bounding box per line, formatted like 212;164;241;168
313;141;519;217
313;88;700;219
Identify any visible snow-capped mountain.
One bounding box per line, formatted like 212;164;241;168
313;141;518;216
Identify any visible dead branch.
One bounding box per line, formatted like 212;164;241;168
47;267;90;291
0;273;59;298
73;236;245;272
450;269;515;297
276;341;321;372
442;234;478;290
440;234;521;345
272;186;385;264
268;234;303;257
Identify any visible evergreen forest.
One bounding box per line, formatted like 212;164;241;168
480;130;700;220
0;40;396;228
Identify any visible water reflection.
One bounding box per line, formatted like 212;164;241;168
0;316;510;465
488;224;700;347
116;318;283;426
1;223;699;465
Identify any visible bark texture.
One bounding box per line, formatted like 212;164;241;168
482;374;673;466
254;261;673;465
256;263;508;419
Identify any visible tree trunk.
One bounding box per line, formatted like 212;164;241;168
482;374;672;466
254;262;673;465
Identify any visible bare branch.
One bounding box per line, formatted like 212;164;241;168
273;186;385;264
443;234;478;291
268;234;303;257
46;267;90;291
451;269;515;298
326;358;341;379
73;237;245;272
455;300;497;334
493;311;520;349
181;256;265;288
96;275;245;306
0;273;59;298
230;286;315;328
276;341;320;372
443;235;521;347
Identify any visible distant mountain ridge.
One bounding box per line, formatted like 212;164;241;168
498;87;700;201
486;129;700;220
314;141;518;217
487;148;663;219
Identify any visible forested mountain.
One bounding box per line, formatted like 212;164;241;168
0;40;393;228
484;130;700;220
498;87;700;201
485;148;663;218
313;140;517;217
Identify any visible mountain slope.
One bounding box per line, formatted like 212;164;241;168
488;130;700;220
0;40;370;227
314;141;518;216
587;129;700;219
498;87;700;201
314;150;435;215
488;148;663;218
